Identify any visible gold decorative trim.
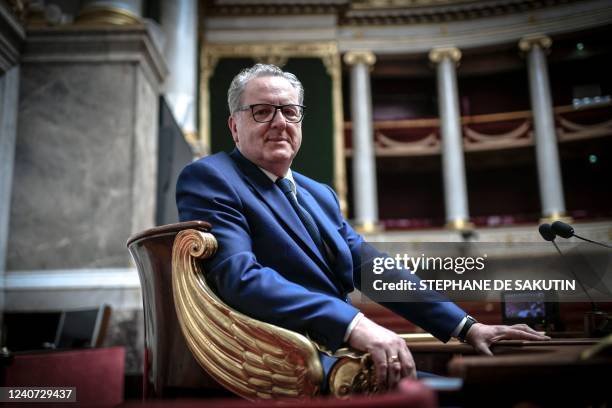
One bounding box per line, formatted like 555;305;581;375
557;115;612;143
6;0;26;23
182;130;206;158
329;52;349;215
343;50;376;67
344;104;612;157
171;228;324;400
428;46;462;64
353;221;382;234
345;103;582;130
200;41;347;211
351;0;477;9
328;354;378;398
518;34;552;52
255;55;289;67
75;6;142;26
539;212;572;225
446;218;474;231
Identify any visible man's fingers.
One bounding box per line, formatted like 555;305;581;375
512;324;539;334
511;324;551;339
503;328;551;341
387;354;401;389
398;347;416;379
370;348;388;389
474;341;493;356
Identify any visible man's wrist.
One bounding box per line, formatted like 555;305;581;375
344;312;364;342
457;315;478;342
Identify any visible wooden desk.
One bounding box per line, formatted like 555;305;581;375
407;338;612;407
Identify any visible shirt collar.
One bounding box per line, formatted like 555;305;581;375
259;166;297;195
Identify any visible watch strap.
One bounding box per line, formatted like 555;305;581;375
457;315;477;342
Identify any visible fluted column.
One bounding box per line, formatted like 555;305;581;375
161;0;198;141
429;47;472;231
519;35;567;221
344;51;378;232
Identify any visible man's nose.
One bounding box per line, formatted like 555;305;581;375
270;108;287;128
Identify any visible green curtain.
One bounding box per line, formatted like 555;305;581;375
209;58;255;154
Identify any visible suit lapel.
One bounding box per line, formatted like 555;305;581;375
229;150;329;269
297;186;353;289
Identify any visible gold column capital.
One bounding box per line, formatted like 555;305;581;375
519;35;552;52
75;5;142;26
343;50;376;67
428;46;462;64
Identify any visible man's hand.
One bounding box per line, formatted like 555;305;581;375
465;323;550;355
347;316;416;390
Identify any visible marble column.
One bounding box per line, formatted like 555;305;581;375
160;0;198;141
344;51;379;232
519;35;567;220
0;0;25;324
429;47;472;231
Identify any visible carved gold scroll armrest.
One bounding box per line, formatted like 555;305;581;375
171;228;380;400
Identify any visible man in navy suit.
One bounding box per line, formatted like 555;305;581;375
176;64;548;390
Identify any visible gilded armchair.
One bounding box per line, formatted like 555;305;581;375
127;221;378;400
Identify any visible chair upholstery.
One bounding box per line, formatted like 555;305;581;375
2;347;125;406
119;378;437;408
126;222;398;400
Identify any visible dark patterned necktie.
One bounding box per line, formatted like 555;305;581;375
275;177;325;254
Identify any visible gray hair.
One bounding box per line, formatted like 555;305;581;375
227;63;304;115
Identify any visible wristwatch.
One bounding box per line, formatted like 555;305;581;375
457;315;477;343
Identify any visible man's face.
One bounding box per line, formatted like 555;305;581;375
228;76;302;175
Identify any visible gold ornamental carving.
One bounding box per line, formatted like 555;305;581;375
518;34;552;52
343;50;376;67
75;5;143;26
428;46;462;64
6;0;26;22
171;228;324;400
328;353;379;398
170;227;389;399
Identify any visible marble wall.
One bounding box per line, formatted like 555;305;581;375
8;27;166;270
3;26;167;375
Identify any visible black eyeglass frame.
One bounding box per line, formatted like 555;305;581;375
236;103;306;123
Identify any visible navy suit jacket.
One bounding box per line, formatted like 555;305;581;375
176;148;465;353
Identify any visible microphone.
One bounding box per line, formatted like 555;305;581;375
551;221;612;250
538;223;597;312
538;223;556;242
550;220;573;238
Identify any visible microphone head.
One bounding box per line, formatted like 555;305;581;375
538;223;556;241
551;220;574;239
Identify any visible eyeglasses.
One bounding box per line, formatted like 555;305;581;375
237;104;305;123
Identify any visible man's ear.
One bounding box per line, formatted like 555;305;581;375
228;115;239;144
